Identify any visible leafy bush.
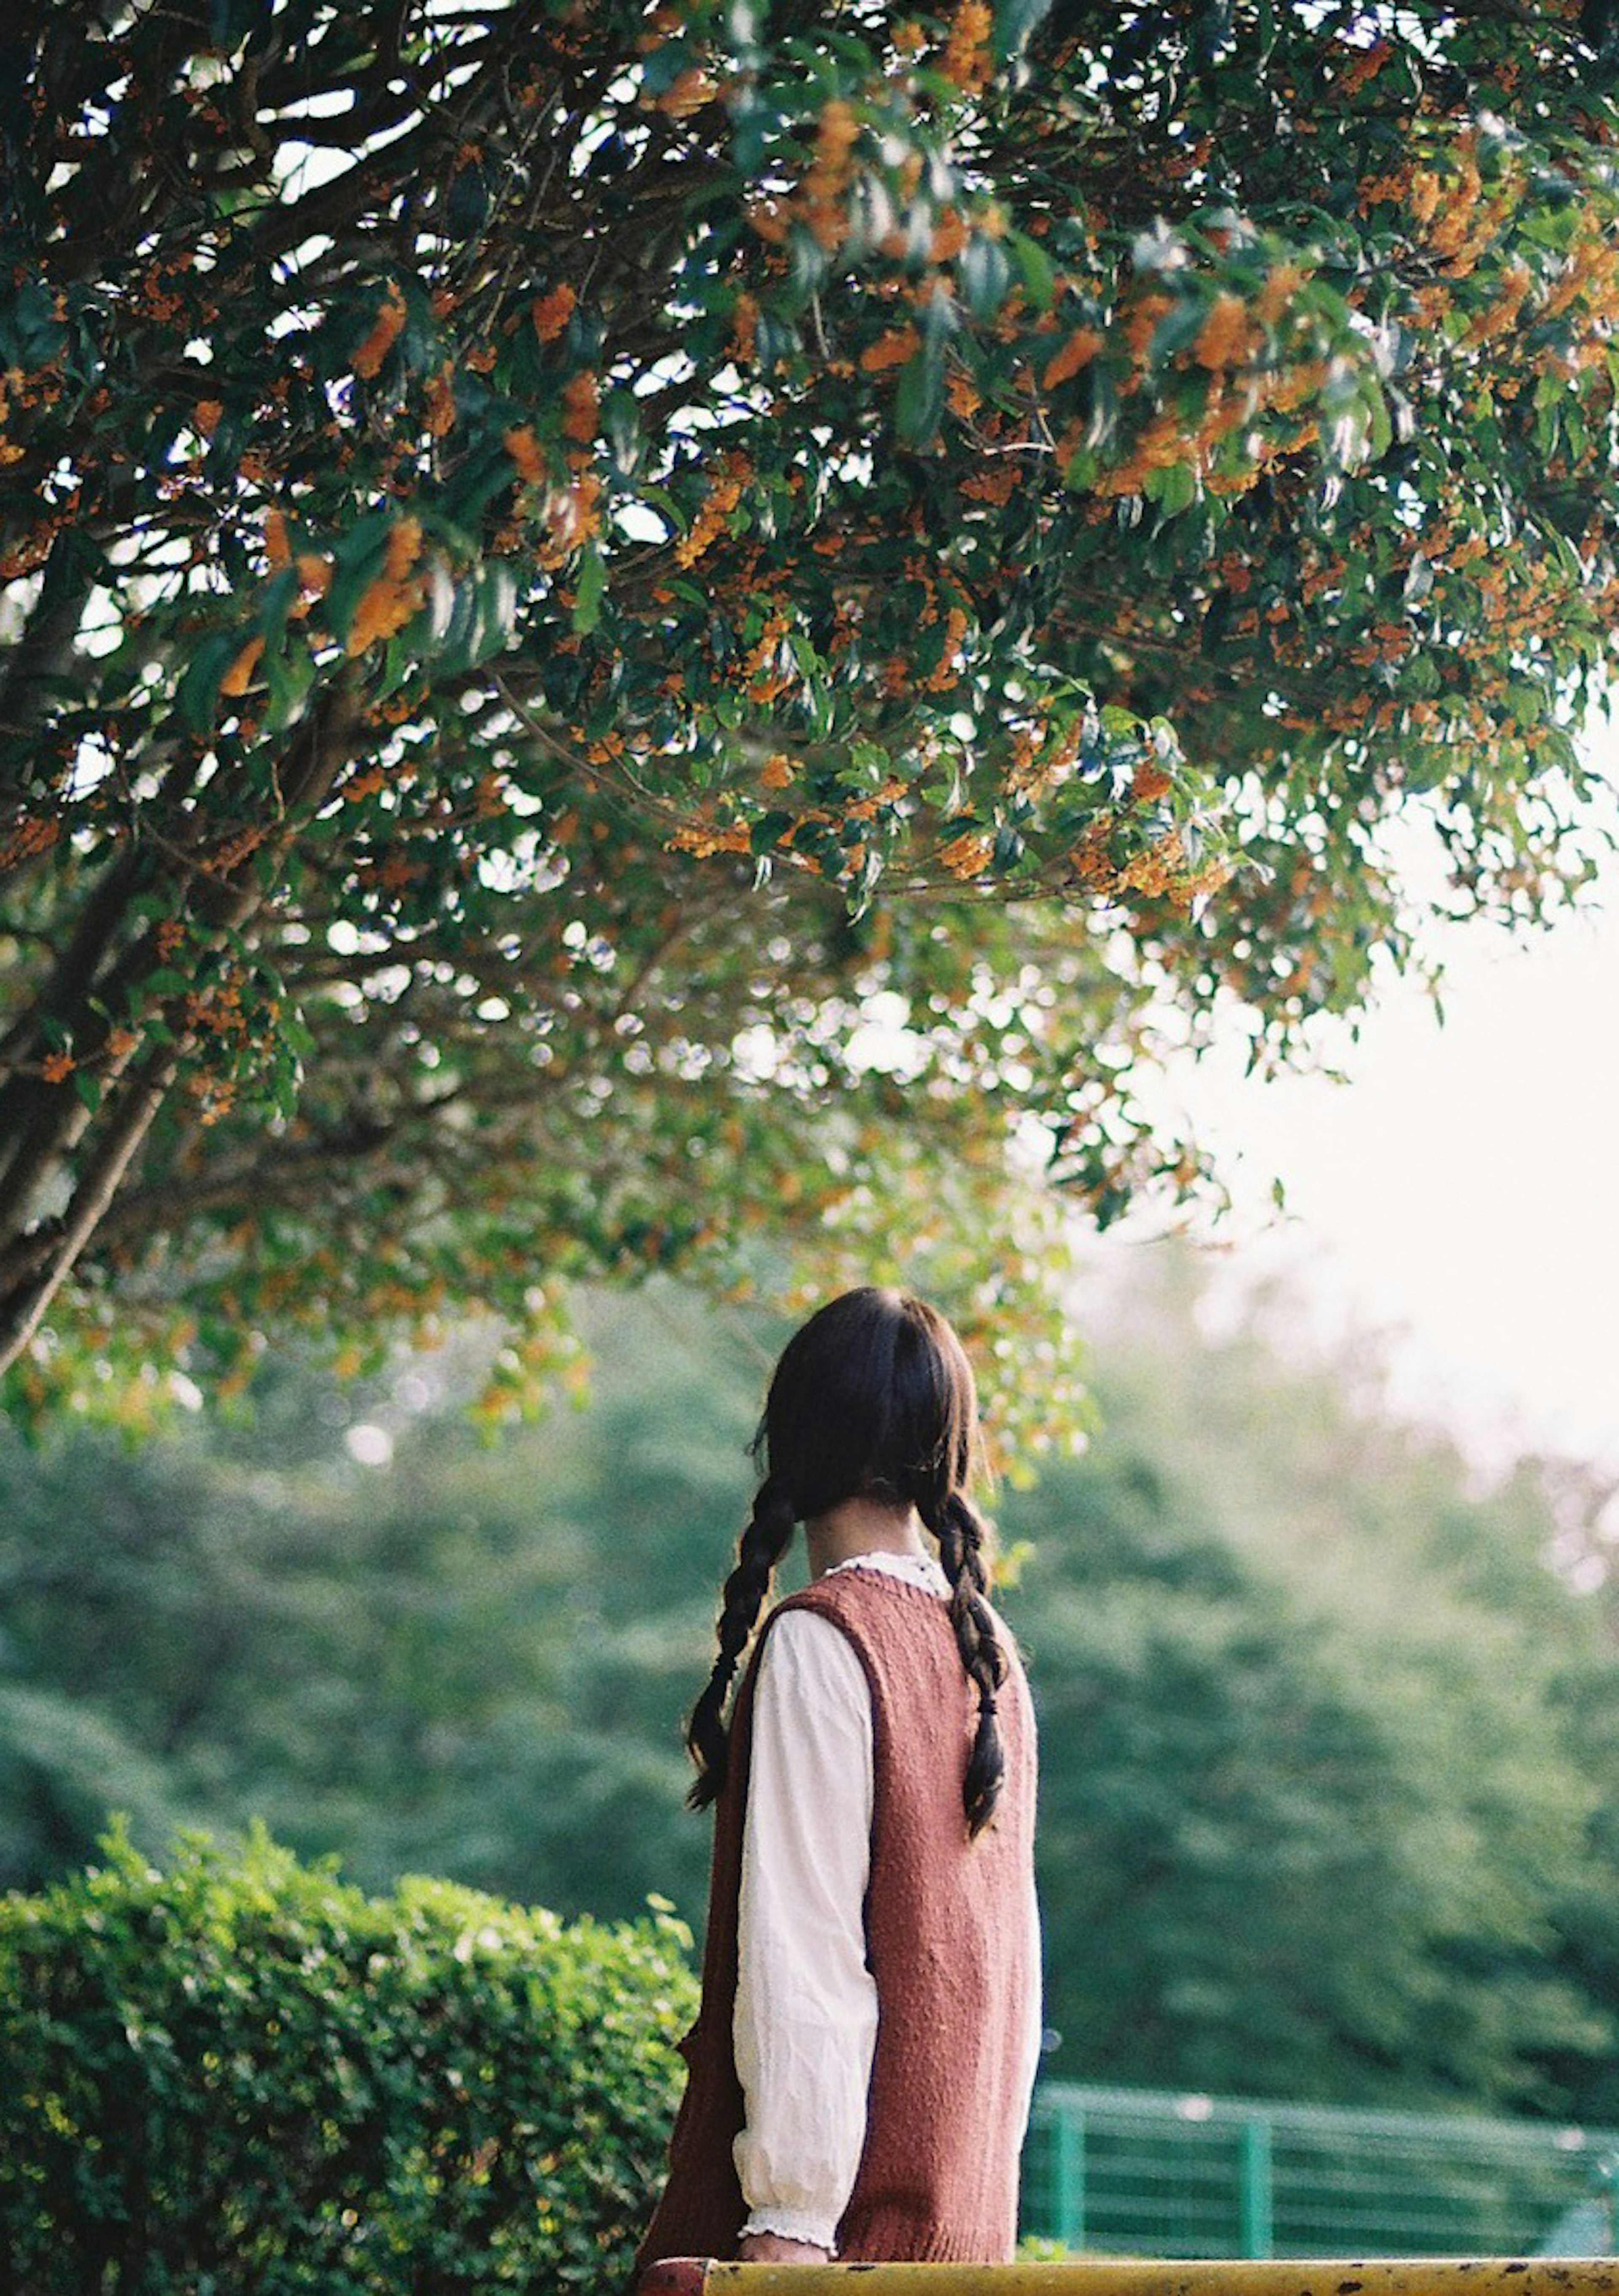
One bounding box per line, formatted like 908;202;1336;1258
0;1823;696;2293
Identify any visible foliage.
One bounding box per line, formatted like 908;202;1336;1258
1005;1441;1609;2111
6;1273;1619;2123
3;1;1617;1420
0;1819;697;2295
999;1255;1619;2115
0;1288;753;1917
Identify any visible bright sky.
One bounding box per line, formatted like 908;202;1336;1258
1132;807;1619;1484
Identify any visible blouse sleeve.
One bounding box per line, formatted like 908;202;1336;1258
732;1608;877;2254
1017;1869;1045;2137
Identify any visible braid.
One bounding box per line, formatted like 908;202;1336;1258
685;1478;796;1809
931;1489;1009;1837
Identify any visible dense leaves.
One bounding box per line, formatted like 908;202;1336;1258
0;1296;748;1915
1013;1285;1615;2110
1;1;1616;1419
0;1821;697;2293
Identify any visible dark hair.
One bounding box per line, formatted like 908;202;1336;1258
685;1287;1009;1836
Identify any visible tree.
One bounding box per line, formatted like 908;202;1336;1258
3;1;1616;1420
0;1288;758;1915
1000;1274;1615;2112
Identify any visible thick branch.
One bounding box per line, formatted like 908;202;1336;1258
0;684;358;1382
0;1028;205;1367
0;532;100;785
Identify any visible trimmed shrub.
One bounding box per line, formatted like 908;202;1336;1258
0;1822;696;2293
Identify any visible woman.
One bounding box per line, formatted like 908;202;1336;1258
636;1287;1042;2270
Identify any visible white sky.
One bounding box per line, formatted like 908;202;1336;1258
1129;801;1619;1484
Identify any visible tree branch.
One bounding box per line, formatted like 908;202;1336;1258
0;682;360;1381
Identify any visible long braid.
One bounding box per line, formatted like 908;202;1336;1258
928;1488;1009;1837
685;1476;796;1809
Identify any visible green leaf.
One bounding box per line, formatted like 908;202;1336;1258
1007;230;1057;311
573;542;607;635
175;632;245;734
959;235;1012;323
994;0;1054;60
1153;461;1199;515
894;344;944;444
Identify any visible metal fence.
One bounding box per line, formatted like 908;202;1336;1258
1021;2084;1619;2258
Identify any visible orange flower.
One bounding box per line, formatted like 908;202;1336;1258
352;281;407;379
219;635;265;696
1254;262;1305;327
1124;291;1175;363
675;458;747;568
656;67;717;118
931;207;968;263
861;325;920;373
923;605;971;691
531;282;577;343
745;197;790;245
424;363;457;436
562;370;599;442
346;575;420;656
936;827;994;878
941;0;992;89
1194;292;1251;370
384;516;423;581
760;752;794;790
1408;169;1443;229
1468;262;1533;343
1338;37;1390;95
40;1049;73;1084
1043;328;1102;389
962;460;1019;504
817;97;860;157
538;470;602;566
668;821;752;857
504;425;549;484
729;292;759;363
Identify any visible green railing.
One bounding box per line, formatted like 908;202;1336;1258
1021;2084;1619;2258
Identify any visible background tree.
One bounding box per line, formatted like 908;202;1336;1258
2;1;1617;1420
5;1270;1618;2119
1015;1259;1617;2113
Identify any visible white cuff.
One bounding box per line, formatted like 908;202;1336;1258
740;2203;839;2253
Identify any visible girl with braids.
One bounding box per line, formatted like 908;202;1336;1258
636;1288;1041;2273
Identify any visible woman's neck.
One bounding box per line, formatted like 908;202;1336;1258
804;1494;930;1581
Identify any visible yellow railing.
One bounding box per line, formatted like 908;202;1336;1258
638;2261;1619;2296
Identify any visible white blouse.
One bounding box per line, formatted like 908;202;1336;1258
732;1553;1043;2253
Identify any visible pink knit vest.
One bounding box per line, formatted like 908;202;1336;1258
636;1567;1038;2268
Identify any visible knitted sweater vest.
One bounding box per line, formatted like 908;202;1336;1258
636;1567;1038;2268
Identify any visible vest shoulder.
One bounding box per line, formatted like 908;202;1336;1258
777;1569;949;1630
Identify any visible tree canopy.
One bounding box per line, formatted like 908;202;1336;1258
3;0;1617;1420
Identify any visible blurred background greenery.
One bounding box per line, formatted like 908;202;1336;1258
5;1251;1618;2128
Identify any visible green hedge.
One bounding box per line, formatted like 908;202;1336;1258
0;1823;696;2293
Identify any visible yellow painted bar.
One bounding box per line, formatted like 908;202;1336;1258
639;2261;1619;2296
